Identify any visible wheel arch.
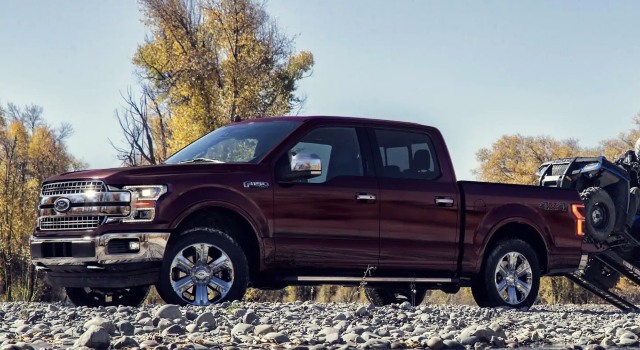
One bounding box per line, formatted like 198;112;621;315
481;220;549;274
169;203;264;277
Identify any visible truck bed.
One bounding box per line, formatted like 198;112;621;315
457;181;583;276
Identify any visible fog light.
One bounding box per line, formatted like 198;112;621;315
133;209;154;221
129;241;140;251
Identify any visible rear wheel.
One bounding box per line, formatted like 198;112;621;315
581;187;616;242
156;227;249;306
365;287;427;306
65;286;150;307
472;239;540;308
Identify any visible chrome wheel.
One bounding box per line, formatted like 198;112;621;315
494;252;533;305
170;242;234;305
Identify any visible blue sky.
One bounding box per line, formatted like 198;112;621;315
2;1;640;180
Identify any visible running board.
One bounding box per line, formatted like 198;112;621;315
285;276;454;283
566;272;639;312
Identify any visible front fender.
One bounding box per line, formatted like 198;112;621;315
165;185;270;238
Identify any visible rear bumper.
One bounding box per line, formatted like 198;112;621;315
30;232;169;288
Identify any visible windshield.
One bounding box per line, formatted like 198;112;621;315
165;121;301;164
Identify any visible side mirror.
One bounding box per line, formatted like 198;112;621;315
280;152;322;182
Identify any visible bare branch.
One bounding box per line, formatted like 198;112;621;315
111;86;167;166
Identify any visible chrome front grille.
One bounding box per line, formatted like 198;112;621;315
39;216;103;231
41;181;105;196
37;180;131;231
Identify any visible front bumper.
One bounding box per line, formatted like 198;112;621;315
30;232;170;266
30;232;170;288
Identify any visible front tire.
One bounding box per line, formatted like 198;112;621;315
156;227;249;306
65;286;150;307
472;239;540;308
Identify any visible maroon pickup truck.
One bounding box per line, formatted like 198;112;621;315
30;116;586;308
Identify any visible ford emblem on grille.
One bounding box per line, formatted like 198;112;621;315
53;197;71;213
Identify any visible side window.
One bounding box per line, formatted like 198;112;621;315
381;146;410;172
288;127;364;183
374;129;440;180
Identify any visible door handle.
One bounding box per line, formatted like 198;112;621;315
356;193;377;203
435;196;454;207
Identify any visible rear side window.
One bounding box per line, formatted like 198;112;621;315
374;129;440;180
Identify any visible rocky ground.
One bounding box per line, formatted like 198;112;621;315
0;302;639;350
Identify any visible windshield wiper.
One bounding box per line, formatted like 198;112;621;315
178;157;225;164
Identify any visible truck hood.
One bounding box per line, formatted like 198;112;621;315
44;163;260;186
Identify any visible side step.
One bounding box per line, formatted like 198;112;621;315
286;276;453;283
566;272;639;312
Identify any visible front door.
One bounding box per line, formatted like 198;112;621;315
273;125;380;270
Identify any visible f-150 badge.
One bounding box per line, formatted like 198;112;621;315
243;181;270;189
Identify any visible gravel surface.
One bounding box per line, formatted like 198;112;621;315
0;301;638;349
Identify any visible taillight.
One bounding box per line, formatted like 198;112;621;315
571;204;585;237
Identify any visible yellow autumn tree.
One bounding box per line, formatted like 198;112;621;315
0;102;84;301
599;114;640;159
474;134;600;185
114;0;314;165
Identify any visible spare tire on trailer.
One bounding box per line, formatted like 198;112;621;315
581;187;616;242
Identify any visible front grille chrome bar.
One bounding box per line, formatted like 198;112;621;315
39;205;131;217
39;192;131;206
41;181;105;196
39;216;104;231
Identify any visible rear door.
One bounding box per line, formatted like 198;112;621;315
369;127;459;274
273;124;380;269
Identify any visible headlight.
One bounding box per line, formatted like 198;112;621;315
125;185;167;201
122;185;167;223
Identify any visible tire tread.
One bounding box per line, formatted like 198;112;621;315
156;225;249;305
471;238;540;308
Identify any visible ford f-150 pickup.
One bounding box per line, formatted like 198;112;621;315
30;116;586;308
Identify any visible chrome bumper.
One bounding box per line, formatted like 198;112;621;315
30;232;170;266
